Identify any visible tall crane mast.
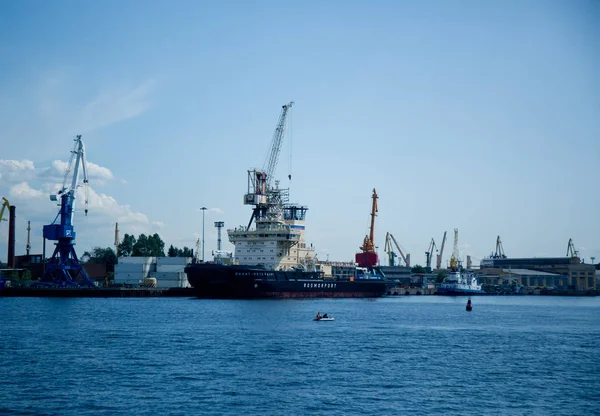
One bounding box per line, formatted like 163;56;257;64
356;189;379;268
244;102;294;230
436;231;447;270
263;101;293;191
114;222;119;257
39;135;94;287
449;228;459;270
26;221;31;255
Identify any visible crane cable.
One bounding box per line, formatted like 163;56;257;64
288;105;293;184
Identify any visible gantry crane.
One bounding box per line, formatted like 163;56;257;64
436;231;447;270
244;102;294;229
425;238;437;270
38;135;94;287
384;232;410;267
356;188;379;268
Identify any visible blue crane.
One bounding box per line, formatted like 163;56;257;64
39;135;94;287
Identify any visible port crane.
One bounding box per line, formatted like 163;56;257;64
566;238;579;258
244;102;294;229
356;189;379;268
436;231;447;270
493;235;507;258
384;232;410;267
425;238;437;270
39;135;94;287
449;228;459;270
0;197;10;223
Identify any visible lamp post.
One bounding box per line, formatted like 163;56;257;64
200;207;207;262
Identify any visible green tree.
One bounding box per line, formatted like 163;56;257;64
411;265;427;274
83;247;118;273
118;234;136;257
435;272;448;283
180;246;193;257
132;234;150;256
148;233;165;257
167;245;178;257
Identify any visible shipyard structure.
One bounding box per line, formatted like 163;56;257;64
477;256;596;291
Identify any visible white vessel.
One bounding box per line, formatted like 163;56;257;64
437;271;484;295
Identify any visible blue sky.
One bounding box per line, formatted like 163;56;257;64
1;0;598;267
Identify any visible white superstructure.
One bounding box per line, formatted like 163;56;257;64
439;271;483;293
228;205;316;271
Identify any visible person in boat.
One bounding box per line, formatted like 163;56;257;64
315;312;322;320
323;313;328;318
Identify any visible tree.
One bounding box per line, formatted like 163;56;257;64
180;246;193;257
436;272;448;283
132;234;150;256
118;234;136;257
83;247;117;273
148;233;166;257
411;265;427;274
132;233;165;257
167;244;193;257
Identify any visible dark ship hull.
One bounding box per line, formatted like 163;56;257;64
185;263;390;299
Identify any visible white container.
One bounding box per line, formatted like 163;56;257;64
114;272;146;284
157;264;186;273
118;256;156;265
157;257;191;266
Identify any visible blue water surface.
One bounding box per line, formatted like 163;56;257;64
1;296;599;416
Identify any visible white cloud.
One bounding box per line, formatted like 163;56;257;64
207;207;223;214
0;160;36;182
9;182;45;199
87;161;114;181
77;79;157;133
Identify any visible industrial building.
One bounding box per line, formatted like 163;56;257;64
479;256;596;290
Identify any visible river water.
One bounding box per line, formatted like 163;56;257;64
1;296;599;415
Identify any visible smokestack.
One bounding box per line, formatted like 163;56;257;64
8;205;15;268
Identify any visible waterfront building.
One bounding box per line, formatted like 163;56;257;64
479;256;596;290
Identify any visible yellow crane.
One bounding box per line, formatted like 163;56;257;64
449;228;459;270
0;197;10;223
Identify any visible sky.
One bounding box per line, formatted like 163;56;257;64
0;0;598;267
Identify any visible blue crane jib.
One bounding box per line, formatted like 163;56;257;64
38;135;94;287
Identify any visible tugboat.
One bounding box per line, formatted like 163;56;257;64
436;229;485;296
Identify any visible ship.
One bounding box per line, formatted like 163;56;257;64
436;270;485;295
184;187;391;298
185;102;391;299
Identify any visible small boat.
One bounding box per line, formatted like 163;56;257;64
314;317;335;321
466;298;472;312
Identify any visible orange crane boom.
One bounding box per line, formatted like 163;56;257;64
356;189;379;268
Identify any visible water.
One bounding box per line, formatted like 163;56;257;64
1;296;599;416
